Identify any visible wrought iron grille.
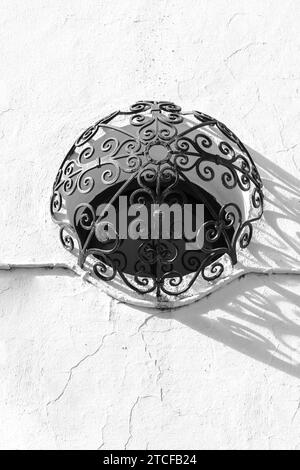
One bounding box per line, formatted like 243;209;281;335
51;101;263;302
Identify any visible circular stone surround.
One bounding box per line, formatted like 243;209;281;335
51;101;263;308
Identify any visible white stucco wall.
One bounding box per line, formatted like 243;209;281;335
0;0;300;449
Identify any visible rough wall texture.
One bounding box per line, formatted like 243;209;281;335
0;0;300;449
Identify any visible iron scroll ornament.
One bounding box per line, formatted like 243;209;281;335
51;101;263;303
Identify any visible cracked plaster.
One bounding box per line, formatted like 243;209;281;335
0;0;300;450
